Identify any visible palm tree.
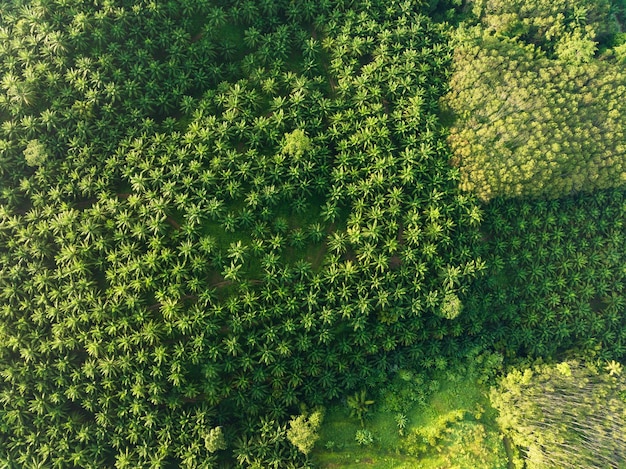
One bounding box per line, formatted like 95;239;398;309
347;390;375;427
327;231;347;254
227;240;248;264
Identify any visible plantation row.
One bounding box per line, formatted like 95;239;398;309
1;0;626;468
463;188;626;359
0;1;486;467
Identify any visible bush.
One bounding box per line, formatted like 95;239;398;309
287;411;323;456
355;429;374;446
23;139;47;167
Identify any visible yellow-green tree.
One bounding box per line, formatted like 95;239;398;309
467;0;615;51
490;361;626;469
443;26;626;200
286;411;323;456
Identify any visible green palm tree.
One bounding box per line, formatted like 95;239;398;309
347;390;374;427
327;231;347;254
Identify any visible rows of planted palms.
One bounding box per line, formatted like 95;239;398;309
0;1;487;468
462;188;626;360
7;0;626;467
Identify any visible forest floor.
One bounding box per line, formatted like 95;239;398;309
311;367;509;468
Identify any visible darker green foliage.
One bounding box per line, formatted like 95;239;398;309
463;189;626;359
347;390;375;426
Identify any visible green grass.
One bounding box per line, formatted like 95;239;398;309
312;367;508;469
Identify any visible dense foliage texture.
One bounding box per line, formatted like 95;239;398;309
443;0;626;200
463;189;626;358
0;1;485;467
1;0;626;467
490;361;626;469
468;0;616;52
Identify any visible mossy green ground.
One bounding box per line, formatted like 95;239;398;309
311;367;508;468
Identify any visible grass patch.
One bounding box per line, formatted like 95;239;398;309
312;356;508;468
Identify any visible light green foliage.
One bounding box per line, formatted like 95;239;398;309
468;0;615;49
402;416;508;468
402;408;465;456
444;0;626;200
5;0;626;467
23;139;47;167
606;360;624;377
490;360;626;469
355;428;374;446
204;427;227;453
439;292;462;319
444;27;626;200
0;2;485;468
394;413;408;435
281;129;312;159
2;72;37;108
554;30;597;63
287;411;323;455
615;40;626;60
441;421;508;469
314;362;508;468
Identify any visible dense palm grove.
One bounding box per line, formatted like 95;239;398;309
1;0;626;468
465;190;626;358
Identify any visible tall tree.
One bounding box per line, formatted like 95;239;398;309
490;360;626;469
